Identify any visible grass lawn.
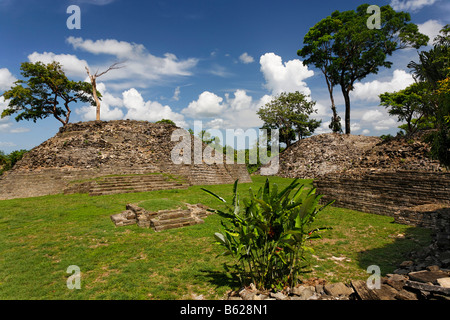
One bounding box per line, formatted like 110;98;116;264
0;175;431;300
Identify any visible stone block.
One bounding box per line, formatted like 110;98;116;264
408;270;450;284
324;282;354;297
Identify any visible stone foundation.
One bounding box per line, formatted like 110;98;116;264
110;203;213;232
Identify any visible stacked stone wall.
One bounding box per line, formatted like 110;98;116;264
314;170;450;221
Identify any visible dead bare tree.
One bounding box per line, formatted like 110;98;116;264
85;62;125;121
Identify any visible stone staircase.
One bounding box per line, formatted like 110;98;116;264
150;209;203;232
88;174;188;196
188;164;235;185
110;203;212;232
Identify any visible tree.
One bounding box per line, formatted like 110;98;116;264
298;16;342;133
379;82;432;135
407;25;450;167
0;149;27;175
1;61;96;127
257;91;321;148
299;4;428;134
85;62;125;121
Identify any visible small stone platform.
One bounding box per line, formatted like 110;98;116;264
110;202;213;232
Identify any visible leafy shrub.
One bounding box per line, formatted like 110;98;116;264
202;178;333;290
156;119;176;126
0;149;28;175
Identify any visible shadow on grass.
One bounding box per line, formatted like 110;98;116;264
356;225;432;276
199;268;241;292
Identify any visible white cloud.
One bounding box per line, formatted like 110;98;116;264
362;129;370;135
314;121;332;135
0;68;17;91
374;118;397;131
390;0;438;11
66;37;198;87
182;91;225;118
225;89;253;111
75;82;124;121
417;19;444;45
361;109;385;122
0;96;30;134
260;53;314;96
122;88;187;127
182;90;268;129
239;52;254;64
27;51;89;78
205;118;225;129
0;141;16;147
75;84;187;127
208;64;233;78
352;69;415;102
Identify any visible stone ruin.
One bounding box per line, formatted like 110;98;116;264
253;131;449;300
110;203;213;232
0;120;252;200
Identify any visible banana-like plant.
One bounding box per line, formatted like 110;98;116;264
202;178;334;290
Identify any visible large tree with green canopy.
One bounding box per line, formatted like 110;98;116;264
1;61;97;127
298;3;429;134
257;91;321;148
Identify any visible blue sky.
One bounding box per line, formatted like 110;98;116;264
0;0;449;152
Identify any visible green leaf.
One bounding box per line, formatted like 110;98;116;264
201;188;227;203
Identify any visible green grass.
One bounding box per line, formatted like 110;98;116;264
0;175;430;300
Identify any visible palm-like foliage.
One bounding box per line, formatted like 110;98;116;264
202;179;333;290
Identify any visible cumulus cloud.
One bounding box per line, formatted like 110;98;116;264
182;91;225;118
0;96;31;134
75;84;187;127
361;109;385;122
182;90;268;129
27;51;89;78
75;82;124;121
352;69;415;102
357;107;399;133
374;118;397;131
260;53;314;96
0;68;17;90
390;0;438;11
65;37;198;87
239;52;255;64
122;88;187;127
417;19;445;45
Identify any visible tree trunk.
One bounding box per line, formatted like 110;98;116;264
325;77;339;129
341;86;351;134
91;78;101;121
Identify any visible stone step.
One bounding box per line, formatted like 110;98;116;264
90;182;185;192
98;175;167;181
155;209;192;220
90;184;186;196
152;217;204;232
92;180;185;189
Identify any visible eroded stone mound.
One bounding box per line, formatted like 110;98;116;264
271;133;381;179
343;131;445;176
265;132;446;179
